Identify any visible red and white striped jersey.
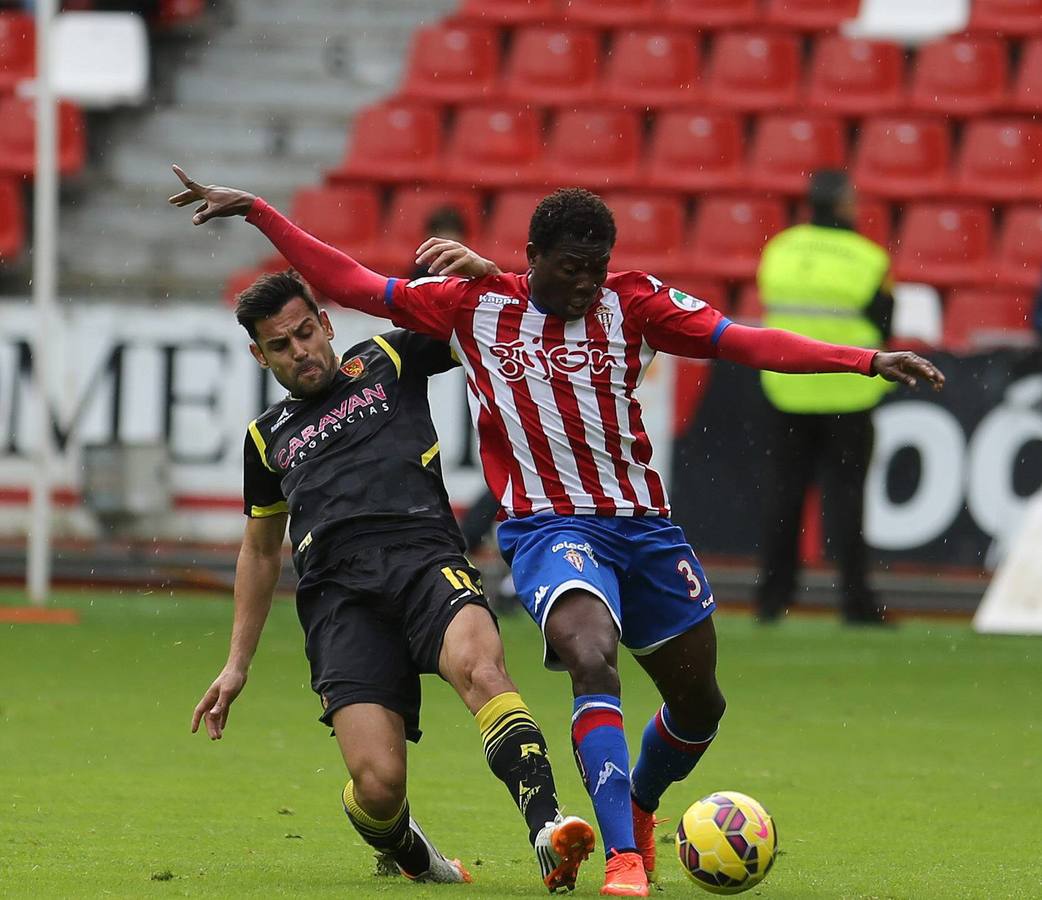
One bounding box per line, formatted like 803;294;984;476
385;270;732;518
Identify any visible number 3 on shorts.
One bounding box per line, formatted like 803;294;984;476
441;566;481;595
676;559;702;600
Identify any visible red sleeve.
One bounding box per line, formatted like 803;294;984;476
623;273;731;358
716;323;877;375
245;198;390;318
384;275;470;341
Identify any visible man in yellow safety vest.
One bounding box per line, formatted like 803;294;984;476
756;170;894;625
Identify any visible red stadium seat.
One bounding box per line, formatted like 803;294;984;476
541;109;642;189
1013;38;1042;113
995;206;1042;288
892;203;994;287
0;96;85;178
806;36;905;117
943;287;1035;352
288;186;382;264
688;196;787;281
909;37;1008;116
969;0;1042;36
561;0;658;27
748;114;847;196
599;29;702;109
374;187;484;276
763;0;860;31
662;0;758;29
733;281;764;323
705;32;801;113
154;0;206;29
444;102;545;188
455;0;561;25
852;117;952;200
400;24;500;104
953;119;1042;202
224;256;291;304
0;177;23;261
602;194;686;275
856;197;893;249
645;110;745;192
331;103;443;184
0;12;34;93
485;189;546;273
502;26;600;106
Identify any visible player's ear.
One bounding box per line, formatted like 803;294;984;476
525;242;539;269
249;342;269;368
319;309;334;340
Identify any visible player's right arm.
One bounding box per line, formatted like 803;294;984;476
191;512;287;740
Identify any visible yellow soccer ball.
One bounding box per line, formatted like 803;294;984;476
674;791;778;894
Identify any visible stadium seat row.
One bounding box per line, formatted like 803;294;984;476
452;0;1042;36
0;94;87;178
400;25;1042;117
227;184;1042;292
333;102;1042;203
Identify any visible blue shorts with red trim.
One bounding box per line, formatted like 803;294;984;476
497;514;716;670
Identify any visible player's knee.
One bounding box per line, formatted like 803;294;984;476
351;760;406;820
457;658;514;705
669;687;726;734
566;646;621;696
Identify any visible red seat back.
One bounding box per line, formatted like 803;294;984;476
969;0;1042;36
943;287;1036;352
0;96;86;178
455;0;562;25
705;31;801;112
748;114;847;195
764;0;860;31
995;206;1042;288
806;36;905;116
603;194;686;274
645;110;745;192
561;0;658;26
542;109;642;188
400;24;500;103
444;103;546;188
909;36;1008;116
0;12;34;92
289;186;382;254
0;177;24;261
503;26;600;106
892;203;994;287
852;117;952;199
486;189;547;273
1012;38;1042;112
953;119;1042;202
689;196;787;280
376;187;484;276
333;103;443;183
600;29;702;109
662;0;758;28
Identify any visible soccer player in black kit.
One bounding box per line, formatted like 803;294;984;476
190;270;594;892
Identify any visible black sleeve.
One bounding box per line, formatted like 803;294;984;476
386;328;461;377
866;287;894;342
243;430;287;518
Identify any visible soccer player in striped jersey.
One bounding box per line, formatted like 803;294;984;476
172;169;945;897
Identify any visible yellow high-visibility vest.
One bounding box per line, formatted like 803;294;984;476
758;224;892;414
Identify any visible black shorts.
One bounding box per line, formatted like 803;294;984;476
295;529;493;742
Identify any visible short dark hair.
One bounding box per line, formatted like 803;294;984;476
425;205;467;237
528;188;616;253
234;270;319;340
808;169;851;220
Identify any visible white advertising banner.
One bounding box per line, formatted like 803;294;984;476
0;300;675;541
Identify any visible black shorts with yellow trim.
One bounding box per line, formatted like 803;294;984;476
295;529;494;742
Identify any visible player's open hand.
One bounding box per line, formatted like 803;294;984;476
415;237;501;278
168;165;256;225
871;351;946;390
191;667;247;740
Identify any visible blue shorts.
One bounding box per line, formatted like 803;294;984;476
497;514;716;670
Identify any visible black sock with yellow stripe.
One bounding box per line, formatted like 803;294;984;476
342;781;430;877
477;691;560;845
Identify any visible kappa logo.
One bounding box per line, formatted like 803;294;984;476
593;761;626;795
563;549;584;573
533;584;550;610
479;291;521;307
340;356;365;378
270;407;292;433
668;287;707;313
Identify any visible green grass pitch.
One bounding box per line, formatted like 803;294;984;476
2;589;1040;899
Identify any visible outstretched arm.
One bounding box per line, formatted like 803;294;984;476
168;165;389;317
716;323;945;389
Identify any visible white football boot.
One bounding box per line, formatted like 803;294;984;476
535;814;596;893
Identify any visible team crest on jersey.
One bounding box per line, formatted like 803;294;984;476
669;287;707;312
340;356;365;378
594;304;613;331
563;549;585;572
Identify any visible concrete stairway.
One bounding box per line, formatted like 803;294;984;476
56;0;456;302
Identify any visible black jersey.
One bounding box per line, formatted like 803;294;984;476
243;329;464;575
